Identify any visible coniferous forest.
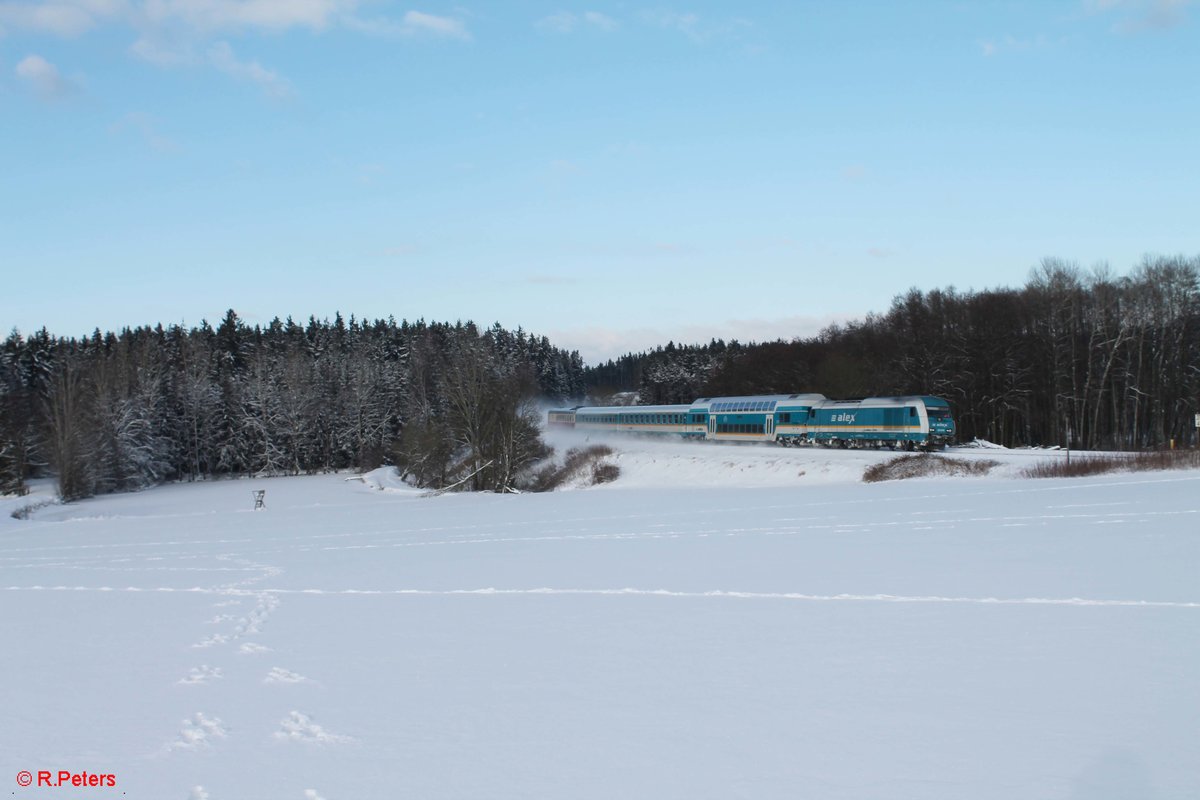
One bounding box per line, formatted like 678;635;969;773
2;255;1198;501
1;312;584;499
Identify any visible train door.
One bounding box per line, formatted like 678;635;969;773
765;415;773;439
708;414;716;439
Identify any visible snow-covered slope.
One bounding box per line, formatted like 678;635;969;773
2;437;1197;799
544;427;1080;486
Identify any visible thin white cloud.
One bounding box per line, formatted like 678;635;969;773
1;1;474;40
142;0;352;33
341;8;471;39
638;10;756;45
7;2;471;101
15;53;76;98
537;10;617;33
401;9;468;38
641;9;704;42
583;11;616;30
978;34;1047;56
0;0;126;37
536;11;576;33
129;35;195;65
207;40;293;98
110;111;180;152
1084;0;1193;32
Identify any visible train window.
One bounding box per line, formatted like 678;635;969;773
909;407;916;418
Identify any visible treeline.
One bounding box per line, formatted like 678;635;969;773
0;312;585;499
586;256;1200;450
4;255;1196;501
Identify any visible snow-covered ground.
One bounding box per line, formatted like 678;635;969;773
2;436;1197;799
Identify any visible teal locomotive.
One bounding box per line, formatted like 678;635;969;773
549;394;956;450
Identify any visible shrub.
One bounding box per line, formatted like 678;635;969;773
591;462;620;484
527;445;618;491
1020;449;1200;479
863;453;999;483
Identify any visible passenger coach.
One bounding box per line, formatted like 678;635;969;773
548;393;956;449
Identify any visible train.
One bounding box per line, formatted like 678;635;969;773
548;393;956;450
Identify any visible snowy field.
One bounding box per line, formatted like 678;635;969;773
2;435;1198;799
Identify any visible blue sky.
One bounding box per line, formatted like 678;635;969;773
2;1;1197;363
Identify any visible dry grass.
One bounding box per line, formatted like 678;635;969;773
10;498;56;520
863;454;1000;483
1020;449;1200;479
591;462;620;484
528;445;620;491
